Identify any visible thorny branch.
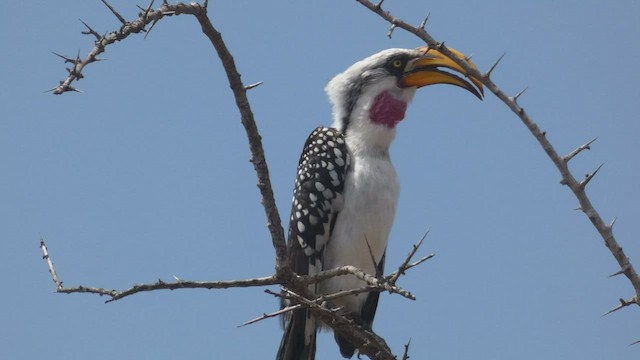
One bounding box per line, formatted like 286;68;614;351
47;0;640;356
48;2;434;358
50;0;289;277
356;0;640;325
40;233;427;359
276;288;396;360
50;2;201;94
48;2;430;358
387;230;434;285
40;238;421;302
189;5;289;273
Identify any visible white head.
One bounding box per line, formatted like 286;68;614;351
325;46;483;153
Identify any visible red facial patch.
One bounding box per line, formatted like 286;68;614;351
369;91;408;128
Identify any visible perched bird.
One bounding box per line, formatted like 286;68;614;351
277;46;483;360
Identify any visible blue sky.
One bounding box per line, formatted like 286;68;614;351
2;1;640;359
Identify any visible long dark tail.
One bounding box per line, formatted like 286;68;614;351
334;255;385;359
276;307;317;360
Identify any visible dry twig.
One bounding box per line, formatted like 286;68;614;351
45;2;438;358
356;0;640;319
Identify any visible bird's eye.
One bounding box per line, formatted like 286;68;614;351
392;59;403;68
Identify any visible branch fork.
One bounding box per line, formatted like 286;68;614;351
356;0;640;344
47;0;639;355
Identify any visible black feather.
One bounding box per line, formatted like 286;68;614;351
277;127;350;360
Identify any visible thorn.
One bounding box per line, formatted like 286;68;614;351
406;253;435;271
244;81;264;90
387;229;431;285
363;235;379;277
465;54;473;62
145;18;161;39
67;85;83;93
79;19;101;40
419;13;430;30
87;56;106;64
563;137;598;162
203;0;209;9
142;0;155;20
579;163;604;188
100;0;128;25
387;24;397;38
608;265;628;278
376;0;385;9
414;229;429;252
402;338;412;360
630;339;640;346
609;216;617;229
573;206;582;211
485;53;505;78
602;297;637;316
52;52;77;64
512;87;528;102
238;313;269;328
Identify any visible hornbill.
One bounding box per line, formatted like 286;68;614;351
277;46;483;360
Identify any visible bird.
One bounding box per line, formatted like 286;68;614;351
276;46;483;360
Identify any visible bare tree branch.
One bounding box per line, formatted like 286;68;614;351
44;0;640;357
563;138;598;162
190;7;288;273
42;233;425;359
100;0;128;26
245;284;394;328
602;297;639;317
240;300;304;328
401;338;411;360
356;0;640;315
50;1;289;274
386;229;432;285
46;2;437;358
300;265;417;300
40;238;63;290
50;2;204;95
40;237;418;304
277;288;396;360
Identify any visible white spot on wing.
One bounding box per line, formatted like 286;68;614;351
322;188;334;199
297;235;306;248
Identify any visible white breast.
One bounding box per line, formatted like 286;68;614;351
319;150;399;313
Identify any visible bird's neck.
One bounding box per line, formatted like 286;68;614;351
343;120;396;158
333;90;408;156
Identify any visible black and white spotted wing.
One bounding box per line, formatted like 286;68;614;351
287;126;350;279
